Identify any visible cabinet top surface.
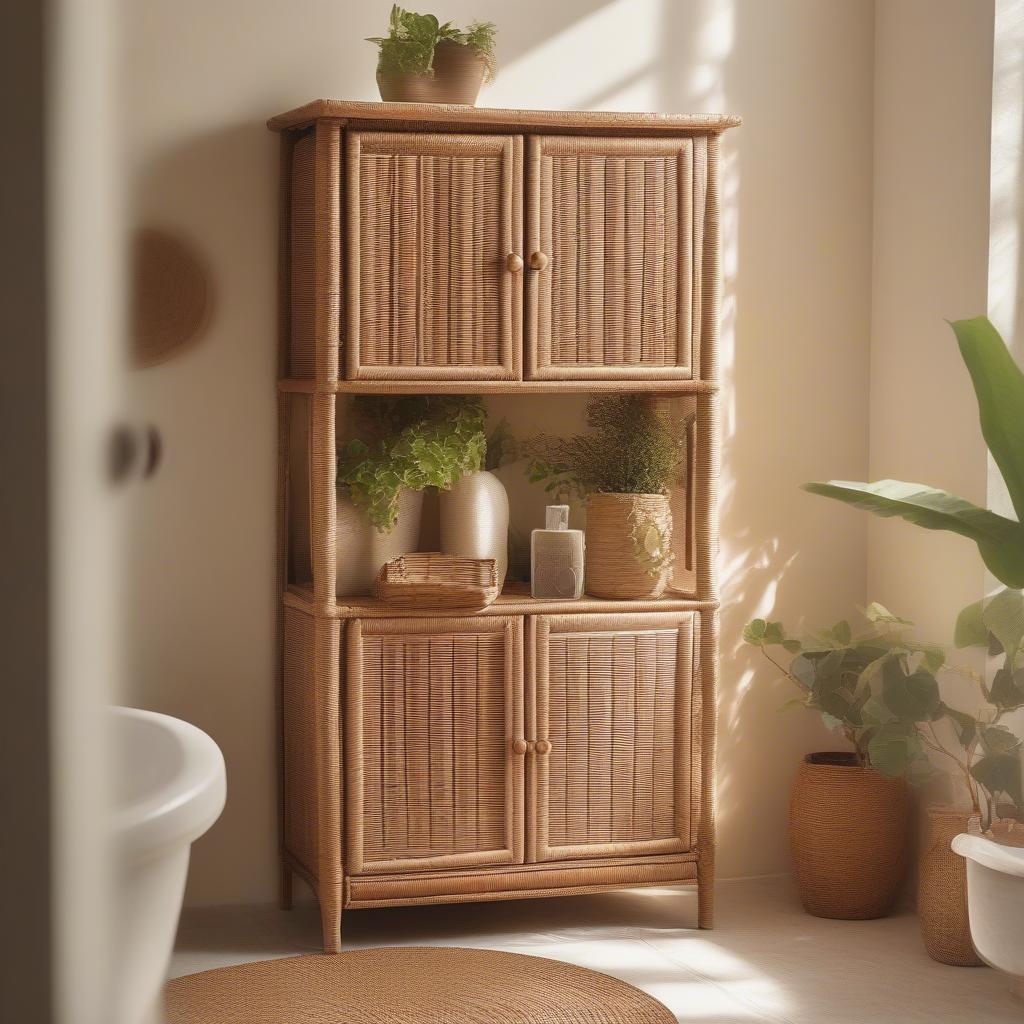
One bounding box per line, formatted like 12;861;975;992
267;99;741;134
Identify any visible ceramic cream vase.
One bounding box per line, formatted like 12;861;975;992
439;470;509;588
336;488;423;597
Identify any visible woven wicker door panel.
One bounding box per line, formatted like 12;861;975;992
345;616;525;874
345;132;523;380
526;136;705;380
529;613;696;862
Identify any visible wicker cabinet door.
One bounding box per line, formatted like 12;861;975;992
345;132;523;380
345;616;525;874
529;613;696;862
525;136;706;380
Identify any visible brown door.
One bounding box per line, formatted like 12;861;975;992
528;612;697;862
345;131;523;380
525;135;706;380
345;616;525;874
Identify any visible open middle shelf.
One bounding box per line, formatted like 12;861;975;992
284;580;720;619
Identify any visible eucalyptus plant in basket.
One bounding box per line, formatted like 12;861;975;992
524;394;688;600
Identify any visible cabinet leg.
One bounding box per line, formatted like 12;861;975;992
697;850;714;929
321;897;343;953
279;859;293;911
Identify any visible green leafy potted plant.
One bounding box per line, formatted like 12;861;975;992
367;5;498;105
801;315;1024;957
335;395;485;596
746;603;1023;924
524;395;687;599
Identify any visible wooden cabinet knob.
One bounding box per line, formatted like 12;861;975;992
512;738;529;756
528;251;549;271
534;739;552;755
506;253;523;273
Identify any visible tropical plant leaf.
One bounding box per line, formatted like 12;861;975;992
955;597;990;649
865;602;912;626
868;722;929;780
989;665;1024;711
881;658;941;722
950;317;1024;522
801;479;1024;588
971;751;1024;807
983;588;1024;667
941;704;977;748
980;723;1022;755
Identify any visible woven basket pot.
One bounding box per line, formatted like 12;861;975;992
790;752;910;920
376;41;486;105
918;806;982;965
439;470;509;588
584;493;672;600
336;488;423;597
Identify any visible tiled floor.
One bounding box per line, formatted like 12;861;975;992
171;875;1021;1022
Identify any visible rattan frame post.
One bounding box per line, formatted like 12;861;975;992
270;101;737;951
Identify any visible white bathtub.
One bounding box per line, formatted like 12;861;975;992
952;833;1024;989
111;707;226;1024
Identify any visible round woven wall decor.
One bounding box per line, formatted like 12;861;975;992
164;947;675;1024
131;226;212;368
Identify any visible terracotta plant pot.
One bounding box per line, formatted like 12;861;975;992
584;493;672;599
790;752;910;919
376;40;486;105
919;806;982;965
439;470;510;588
335;488;423;597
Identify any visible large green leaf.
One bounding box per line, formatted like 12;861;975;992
971;751;1024;807
951;317;1024;522
983;588;1024;666
955;597;990;649
801;479;1024;588
881;658;941;722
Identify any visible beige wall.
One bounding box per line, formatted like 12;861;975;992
119;0;876;905
867;0;994;636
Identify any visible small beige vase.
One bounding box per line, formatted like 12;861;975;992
336;488;423;597
918;806;982;965
584;493;672;599
439;471;509;588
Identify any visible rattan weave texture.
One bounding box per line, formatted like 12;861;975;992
532;613;694;861
526;137;702;380
164;948;675;1023
918;807;982;965
271;99;735;948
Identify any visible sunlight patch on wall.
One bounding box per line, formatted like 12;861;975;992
493;0;662;110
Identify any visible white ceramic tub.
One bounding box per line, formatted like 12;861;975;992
110;707;226;1024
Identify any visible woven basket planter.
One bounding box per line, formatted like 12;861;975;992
584;493;672;600
377;41;486;105
918;806;982;965
790;752;909;920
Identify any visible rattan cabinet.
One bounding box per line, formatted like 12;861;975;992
269;100;738;951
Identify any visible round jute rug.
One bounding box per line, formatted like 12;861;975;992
164;947;675;1024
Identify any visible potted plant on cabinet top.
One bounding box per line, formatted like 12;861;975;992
745;603;1023;932
367;5;498;105
335;395;485;596
524;395;688;600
